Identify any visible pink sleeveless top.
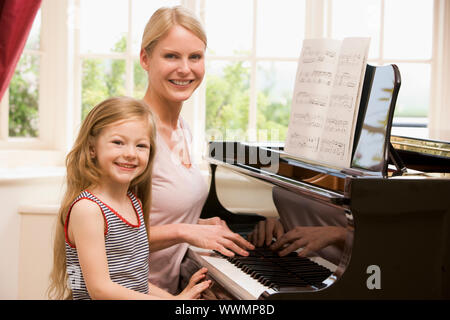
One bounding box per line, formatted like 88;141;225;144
148;118;208;294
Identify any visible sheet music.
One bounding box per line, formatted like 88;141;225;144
285;38;370;168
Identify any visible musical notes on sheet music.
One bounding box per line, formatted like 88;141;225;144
285;37;370;167
292;112;324;128
297;71;359;88
297;70;333;86
295;92;328;107
339;53;363;66
334;72;358;88
288;133;320;152
320;139;346;160
325;118;349;134
329;94;354;110
301;46;338;64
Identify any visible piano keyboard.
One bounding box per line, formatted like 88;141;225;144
187;246;337;300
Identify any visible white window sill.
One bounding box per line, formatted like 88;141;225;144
392;117;429;139
18;204;60;216
0;166;65;183
0;149;65;168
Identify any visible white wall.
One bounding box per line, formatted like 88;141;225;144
0;168;65;299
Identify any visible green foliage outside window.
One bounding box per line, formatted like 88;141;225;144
8;33;291;143
205;61;290;142
8;54;40;137
81;36;127;119
205;61;249;140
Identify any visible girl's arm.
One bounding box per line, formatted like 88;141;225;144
148;222;254;257
69;199;172;299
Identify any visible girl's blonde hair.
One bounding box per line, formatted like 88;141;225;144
141;5;207;55
48;96;156;299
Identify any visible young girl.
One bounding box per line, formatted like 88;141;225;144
48;96;210;300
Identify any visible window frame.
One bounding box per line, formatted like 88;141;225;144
73;0;203;160
72;0;189;124
73;0;136;128
1;0;448;169
199;0;310;145
326;0;434;134
0;0;74;167
0;13;45;149
429;0;450;140
198;0;448;148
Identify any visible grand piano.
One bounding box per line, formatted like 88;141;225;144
181;64;450;300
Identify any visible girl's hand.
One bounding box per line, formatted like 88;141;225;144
176;267;211;300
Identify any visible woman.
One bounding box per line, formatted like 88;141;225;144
139;6;254;294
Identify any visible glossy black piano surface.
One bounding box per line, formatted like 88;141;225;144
180;136;450;300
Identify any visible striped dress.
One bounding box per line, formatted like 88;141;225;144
64;190;149;300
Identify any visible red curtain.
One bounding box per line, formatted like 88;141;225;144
0;0;42;101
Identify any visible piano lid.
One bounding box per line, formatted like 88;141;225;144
391;135;450;158
390;135;450;173
350;64;401;176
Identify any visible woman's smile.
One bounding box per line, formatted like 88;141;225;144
169;79;194;86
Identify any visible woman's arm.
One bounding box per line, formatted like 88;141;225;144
147;223;186;252
148;222;254;256
148;217;235;250
69;200;170;300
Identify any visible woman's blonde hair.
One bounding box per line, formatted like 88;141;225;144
141;5;207;55
47;96;156;299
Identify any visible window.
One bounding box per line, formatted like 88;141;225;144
76;0;180;121
202;0;442;142
2;0;447;169
328;0;433;138
0;10;42;143
203;0;306;142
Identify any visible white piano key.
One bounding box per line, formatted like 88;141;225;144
188;247;271;299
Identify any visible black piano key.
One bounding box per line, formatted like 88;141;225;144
295;269;327;276
241;263;285;272
233;257;266;263
242;264;283;274
215;246;333;289
237;260;284;267
284;266;331;275
247;266;286;276
235;260;275;270
285;268;331;279
258;275;308;287
252;271;299;283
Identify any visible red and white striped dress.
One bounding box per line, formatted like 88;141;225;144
64;190;149;300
